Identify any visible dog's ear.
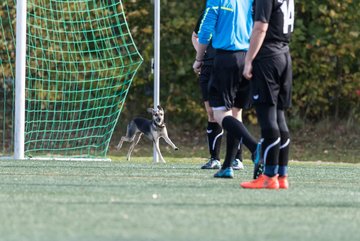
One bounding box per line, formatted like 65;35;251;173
157;105;163;111
147;108;154;114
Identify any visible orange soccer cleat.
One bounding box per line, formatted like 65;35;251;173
240;174;279;189
278;175;289;189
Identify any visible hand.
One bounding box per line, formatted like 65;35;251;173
243;62;253;80
193;60;203;74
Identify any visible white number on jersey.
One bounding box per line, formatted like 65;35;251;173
279;0;295;34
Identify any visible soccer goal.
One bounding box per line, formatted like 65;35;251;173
0;0;143;160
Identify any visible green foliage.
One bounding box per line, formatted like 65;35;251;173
290;0;360;121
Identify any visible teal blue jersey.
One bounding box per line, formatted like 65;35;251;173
198;0;254;51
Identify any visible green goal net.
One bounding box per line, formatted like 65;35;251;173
0;0;143;159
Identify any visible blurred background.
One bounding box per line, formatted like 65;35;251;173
0;0;359;162
116;0;359;162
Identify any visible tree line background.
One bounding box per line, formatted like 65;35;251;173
1;0;359;132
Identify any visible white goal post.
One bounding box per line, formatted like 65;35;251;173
14;0;27;160
153;0;160;163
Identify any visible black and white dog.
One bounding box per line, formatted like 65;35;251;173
116;105;178;163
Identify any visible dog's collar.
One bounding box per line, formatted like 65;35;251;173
153;122;165;129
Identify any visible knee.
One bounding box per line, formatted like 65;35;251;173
231;108;242;121
280;131;290;146
261;128;280;140
213;111;224;126
277;110;289;132
206;109;216;122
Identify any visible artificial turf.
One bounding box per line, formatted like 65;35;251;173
0;158;359;241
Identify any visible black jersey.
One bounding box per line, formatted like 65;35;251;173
254;0;295;58
194;12;216;66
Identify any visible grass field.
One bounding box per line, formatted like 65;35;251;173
0;157;359;241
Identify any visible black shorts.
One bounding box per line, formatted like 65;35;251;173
198;65;212;102
251;52;292;109
208;50;251;110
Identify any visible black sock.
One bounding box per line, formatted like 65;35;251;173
222;132;240;169
222;116;258;153
207;122;223;160
279;131;290;176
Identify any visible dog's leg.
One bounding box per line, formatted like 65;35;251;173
161;128;179;150
116;137;125;151
162;136;179;151
116;121;137;151
126;133;143;161
153;138;166;163
117;134;137;151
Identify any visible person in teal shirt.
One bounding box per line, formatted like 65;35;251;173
193;0;261;179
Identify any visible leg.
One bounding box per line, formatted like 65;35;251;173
212;108;232;127
220;115;258;154
231;107;244;169
200;63;223;164
198;65;222;168
277;109;290;189
205;101;223;161
126;133;142;161
232;107;242;122
209;51;251;177
161;128;178;150
241;50;292;189
255;104;280;177
277;109;290;170
116;122;137;150
116;138;125;151
240;106;282;189
212;108;241;175
222;131;241;169
218;107;242;170
116;134;137;150
277;52;292;187
162;136;178;150
201;101;224;169
153;138;166;163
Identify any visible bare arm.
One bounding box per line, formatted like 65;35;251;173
243;21;268;80
192;43;208;74
191;32;199;52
